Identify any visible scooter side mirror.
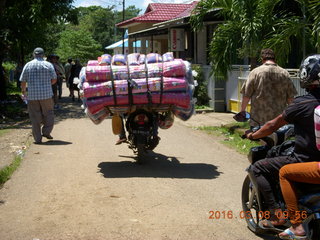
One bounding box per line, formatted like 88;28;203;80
233;111;251;122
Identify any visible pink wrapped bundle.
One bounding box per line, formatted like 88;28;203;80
173;104;194;121
163;59;186;77
87;93;190;114
86;108;110;124
112;54;127;66
147;53;163;63
129;65;146;79
163;52;174;62
127;53;140;66
99;54;112;65
83;77;188;99
87;60;99;66
83;81;113;98
147;63;163;78
112;65;129;80
86;65;111;82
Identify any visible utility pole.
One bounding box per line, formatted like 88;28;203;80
122;0;125;55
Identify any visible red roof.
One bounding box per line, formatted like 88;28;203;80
116;2;198;27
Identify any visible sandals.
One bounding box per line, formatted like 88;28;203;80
278;228;307;239
115;138;127;145
258;219;284;232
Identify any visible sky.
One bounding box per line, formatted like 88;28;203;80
73;0;189;12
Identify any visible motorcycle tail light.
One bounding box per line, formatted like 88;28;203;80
134;114;149;125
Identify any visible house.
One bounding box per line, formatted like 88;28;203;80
116;2;227;111
116;1;219;62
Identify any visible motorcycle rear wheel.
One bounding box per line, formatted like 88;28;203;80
310;219;320;240
136;144;147;164
242;175;264;234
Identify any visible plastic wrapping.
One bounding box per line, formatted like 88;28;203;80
80;52;196;124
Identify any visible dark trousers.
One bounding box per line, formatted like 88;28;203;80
250;155;301;210
57;78;63;98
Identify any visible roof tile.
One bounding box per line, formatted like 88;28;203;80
116;2;199;27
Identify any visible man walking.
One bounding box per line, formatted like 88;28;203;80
20;47;57;144
240;48;297;127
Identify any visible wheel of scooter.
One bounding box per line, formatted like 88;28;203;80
136;144;147;164
241;175;264;234
310;219;320;240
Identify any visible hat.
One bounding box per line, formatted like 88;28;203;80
33;47;44;55
48;53;59;59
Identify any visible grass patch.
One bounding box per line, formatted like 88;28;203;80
0;129;10;137
197;122;260;154
0;154;23;186
195;105;212;110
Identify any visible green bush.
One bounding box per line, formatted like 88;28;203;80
192;64;210;106
2;62;16;81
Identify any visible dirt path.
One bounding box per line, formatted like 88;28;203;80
0;93;274;240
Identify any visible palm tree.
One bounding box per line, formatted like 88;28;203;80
265;0;320;66
190;0;282;78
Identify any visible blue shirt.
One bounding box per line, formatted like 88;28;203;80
20;58;57;100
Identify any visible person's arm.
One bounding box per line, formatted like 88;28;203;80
246;114;288;140
287;98;294;104
21;81;27;95
51;78;57;85
241;96;250;112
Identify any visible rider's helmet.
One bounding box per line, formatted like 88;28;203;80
299;54;320;88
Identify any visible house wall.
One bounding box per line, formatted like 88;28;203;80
203;65;305;113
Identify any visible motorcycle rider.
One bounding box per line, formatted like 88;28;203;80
278;162;320;239
244;54;320;229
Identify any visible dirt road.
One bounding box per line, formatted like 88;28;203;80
0;97;275;240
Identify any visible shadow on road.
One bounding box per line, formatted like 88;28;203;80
54;95;86;123
98;151;222;179
41;140;72;145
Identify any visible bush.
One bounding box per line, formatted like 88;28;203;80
192;64;210;106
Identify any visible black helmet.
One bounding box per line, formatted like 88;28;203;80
299;54;320;88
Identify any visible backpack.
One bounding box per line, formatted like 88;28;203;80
266;140;295;158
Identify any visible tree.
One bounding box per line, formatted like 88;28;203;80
0;0;77;100
73;5;141;51
264;0;319;66
56;29;103;63
190;0;282;78
190;0;320;78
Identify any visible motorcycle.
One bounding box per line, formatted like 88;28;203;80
234;112;320;239
124;109;160;163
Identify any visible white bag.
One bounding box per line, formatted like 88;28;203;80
73;77;80;85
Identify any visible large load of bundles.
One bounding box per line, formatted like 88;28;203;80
79;52;196;125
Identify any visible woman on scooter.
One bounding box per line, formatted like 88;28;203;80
278;162;320;239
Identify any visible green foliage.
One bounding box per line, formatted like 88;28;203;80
73;5;141;51
6;82;20;95
0;154;23;186
2;62;16;81
197;123;259;155
192;64;210;106
56;29;103;63
190;0;319;77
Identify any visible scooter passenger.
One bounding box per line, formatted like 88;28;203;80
244;54;320;229
278;162;320;239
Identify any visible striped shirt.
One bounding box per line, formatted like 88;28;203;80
20;58;57;100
